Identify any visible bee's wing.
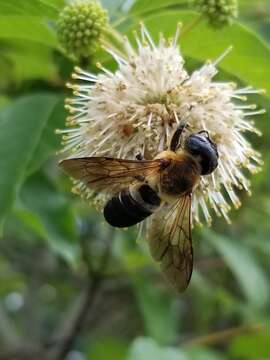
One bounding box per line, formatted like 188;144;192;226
147;194;193;292
59;157;166;193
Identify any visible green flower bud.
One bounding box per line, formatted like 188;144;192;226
57;0;108;58
195;0;238;27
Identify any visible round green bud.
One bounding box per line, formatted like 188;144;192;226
195;0;238;27
57;0;108;58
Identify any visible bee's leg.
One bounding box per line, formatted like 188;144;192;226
170;105;194;151
170;123;186;152
197;130;210;138
136;153;144;161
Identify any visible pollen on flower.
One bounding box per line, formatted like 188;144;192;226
59;25;264;225
122;124;134;137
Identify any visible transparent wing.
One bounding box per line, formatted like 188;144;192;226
59;157;166;193
147;194;193;292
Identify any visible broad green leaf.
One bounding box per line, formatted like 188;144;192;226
203;230;269;308
0;16;58;48
128;338;187;360
20;173;79;265
130;0;186;15
27;98;67;175
133;278;178;344
0;94;58;229
112;0;187;27
0;0;61;18
43;0;65;8
1;41;57;83
13;206;48;240
131;11;270;96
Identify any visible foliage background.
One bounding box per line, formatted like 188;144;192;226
0;0;270;359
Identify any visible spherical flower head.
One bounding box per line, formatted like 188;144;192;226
60;25;264;225
196;0;238;27
57;0;108;58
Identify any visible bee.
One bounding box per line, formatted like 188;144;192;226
59;123;218;292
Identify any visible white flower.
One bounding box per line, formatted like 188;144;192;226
60;25;265;225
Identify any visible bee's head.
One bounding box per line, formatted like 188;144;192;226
184;131;218;175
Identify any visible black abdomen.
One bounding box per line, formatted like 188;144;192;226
103;185;161;228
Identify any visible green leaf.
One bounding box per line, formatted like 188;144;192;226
134;278;178;344
0;0;61;18
1;40;57;83
0;94;58;230
130;0;186;15
27;98;67;175
128;338;187;360
133;11;270;96
13;206;48;240
20;173;79;265
203;230;270;308
0;16;58;48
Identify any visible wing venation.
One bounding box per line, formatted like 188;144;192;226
59;157;165;193
147;194;193;292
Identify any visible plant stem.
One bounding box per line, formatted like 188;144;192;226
181;323;264;347
52;228;115;360
53;276;101;360
181;14;204;37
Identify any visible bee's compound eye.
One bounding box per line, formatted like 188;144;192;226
184;134;207;155
185;134;218;175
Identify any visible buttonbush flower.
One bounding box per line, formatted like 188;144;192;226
195;0;238;27
57;0;108;58
60;26;264;225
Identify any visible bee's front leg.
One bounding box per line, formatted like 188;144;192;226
170;123;186;152
136;153;144;161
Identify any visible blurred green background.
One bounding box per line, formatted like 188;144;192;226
0;0;270;359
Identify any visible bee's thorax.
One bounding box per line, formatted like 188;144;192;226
156;151;200;198
183;151;203;175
